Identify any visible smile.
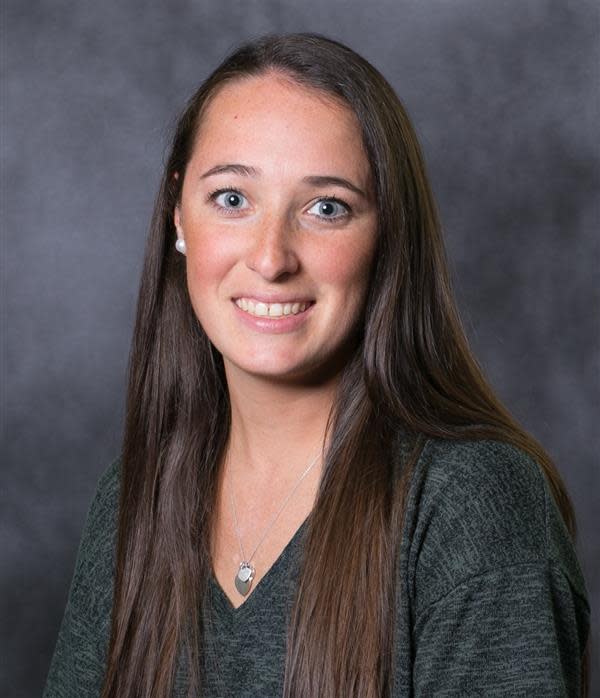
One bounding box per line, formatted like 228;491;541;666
234;298;313;318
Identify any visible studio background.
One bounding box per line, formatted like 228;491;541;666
2;1;598;695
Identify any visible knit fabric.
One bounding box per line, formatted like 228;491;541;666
43;437;590;696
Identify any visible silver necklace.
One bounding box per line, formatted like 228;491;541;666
227;448;322;597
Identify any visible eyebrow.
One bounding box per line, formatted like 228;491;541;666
200;163;368;199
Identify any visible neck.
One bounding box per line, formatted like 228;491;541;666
223;364;338;484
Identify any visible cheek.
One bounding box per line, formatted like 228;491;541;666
312;236;376;335
181;244;232;334
185;235;235;292
319;236;375;297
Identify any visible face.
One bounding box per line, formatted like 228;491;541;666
174;73;378;384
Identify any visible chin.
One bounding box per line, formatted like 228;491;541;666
224;353;315;381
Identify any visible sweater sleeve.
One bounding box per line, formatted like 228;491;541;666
405;439;590;698
412;560;588;696
43;458;121;698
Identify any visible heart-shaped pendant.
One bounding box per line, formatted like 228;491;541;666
234;561;255;596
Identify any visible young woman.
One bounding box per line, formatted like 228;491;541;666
44;32;590;697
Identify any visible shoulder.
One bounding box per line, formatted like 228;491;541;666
42;458;122;692
404;437;547;550
80;456;121;554
68;456;122;617
400;437;587;615
412;437;543;503
90;456;121;518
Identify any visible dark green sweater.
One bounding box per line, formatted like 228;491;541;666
43;437;590;696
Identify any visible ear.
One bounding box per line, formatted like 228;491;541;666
174;204;183;239
173;172;183;238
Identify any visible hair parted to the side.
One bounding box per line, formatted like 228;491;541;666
100;32;587;697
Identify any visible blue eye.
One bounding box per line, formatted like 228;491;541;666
307;197;351;222
208;188;249;213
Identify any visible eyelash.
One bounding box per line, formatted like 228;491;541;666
206;188;246;217
312;195;352;223
206;187;352;223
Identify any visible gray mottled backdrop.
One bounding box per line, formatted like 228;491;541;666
2;1;598;695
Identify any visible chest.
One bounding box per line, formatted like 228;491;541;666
209;471;320;610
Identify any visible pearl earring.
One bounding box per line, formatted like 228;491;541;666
175;238;186;255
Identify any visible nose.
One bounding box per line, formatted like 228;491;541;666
245;211;300;281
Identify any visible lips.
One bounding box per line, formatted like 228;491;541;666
235;298;313;318
231;297;315;332
232;294;315;304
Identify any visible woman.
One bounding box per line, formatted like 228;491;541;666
44;32;590;697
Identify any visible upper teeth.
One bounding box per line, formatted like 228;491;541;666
235;298;311;317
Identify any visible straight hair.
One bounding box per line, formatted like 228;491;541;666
100;32;588;697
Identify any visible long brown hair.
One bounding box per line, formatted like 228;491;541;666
101;32;587;696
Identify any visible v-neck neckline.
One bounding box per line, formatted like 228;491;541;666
208;513;311;617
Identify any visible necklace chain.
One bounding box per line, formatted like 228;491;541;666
227;448;322;565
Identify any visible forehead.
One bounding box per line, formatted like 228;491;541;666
190;74;372;185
